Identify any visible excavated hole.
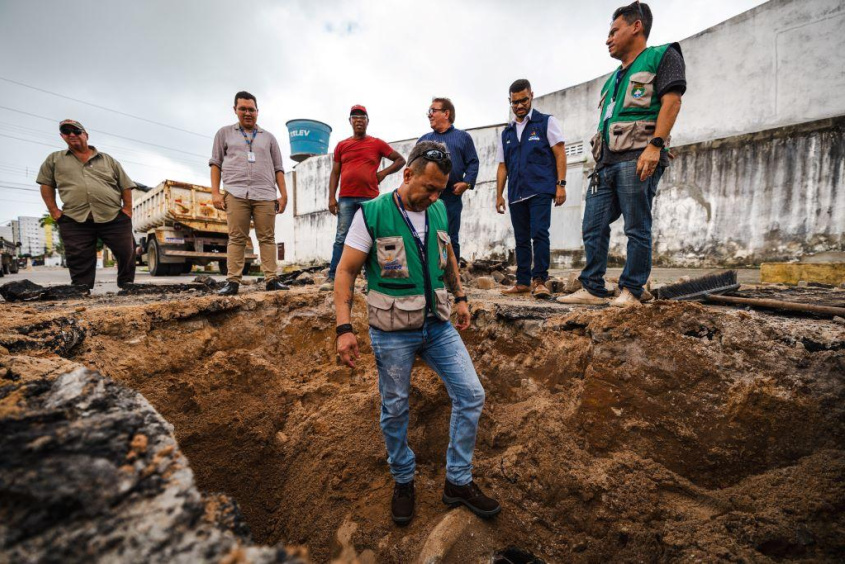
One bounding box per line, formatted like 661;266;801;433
80;294;845;563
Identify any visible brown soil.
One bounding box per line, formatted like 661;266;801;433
2;288;844;562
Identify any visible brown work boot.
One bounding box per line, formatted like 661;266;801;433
391;480;415;525
502;284;530;295
531;279;551;299
556;288;609;305
442;479;501;518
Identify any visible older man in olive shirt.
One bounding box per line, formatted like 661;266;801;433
37;119;136;289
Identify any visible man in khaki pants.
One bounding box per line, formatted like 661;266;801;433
210;90;289;295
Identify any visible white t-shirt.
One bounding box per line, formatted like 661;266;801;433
496;109;565;163
345;207;427;254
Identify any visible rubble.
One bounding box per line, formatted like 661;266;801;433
0;279;90;302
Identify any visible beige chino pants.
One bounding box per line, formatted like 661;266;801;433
225;193;278;283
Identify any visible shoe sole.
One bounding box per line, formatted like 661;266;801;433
441;494;502;518
533;292;551;300
391;512;413;525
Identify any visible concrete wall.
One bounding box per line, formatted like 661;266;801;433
278;0;844;267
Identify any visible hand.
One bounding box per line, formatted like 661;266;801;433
554;186;567;207
636;144;661;181
454;301;471;331
337;332;360;368
49;208;62;221
376;170;386;184
276;196;287;214
121;206;133;218
212;192;226;211
496;195;506;214
453;182;470;196
328;196;338;216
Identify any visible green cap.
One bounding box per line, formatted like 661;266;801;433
59;119;86;133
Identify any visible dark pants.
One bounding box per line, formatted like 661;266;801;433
579;160;665;298
57;211;136;289
509;194;552;286
440;191;463;263
328;196;372;279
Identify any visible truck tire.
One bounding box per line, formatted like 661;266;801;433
217;259;228;276
243;261;252;276
181;261;193;274
148;239;168;276
9;259;18;274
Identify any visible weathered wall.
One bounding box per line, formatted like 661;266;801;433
278;0;844;267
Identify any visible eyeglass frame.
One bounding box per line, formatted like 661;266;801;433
60;127;84;136
509;95;531;108
407;148;451;167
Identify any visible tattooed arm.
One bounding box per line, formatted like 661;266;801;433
334;245;368;367
444;242;471;331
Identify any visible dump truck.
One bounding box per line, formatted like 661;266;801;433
132;180;256;276
0;237;20;276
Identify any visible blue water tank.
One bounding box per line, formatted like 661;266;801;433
286;119;332;162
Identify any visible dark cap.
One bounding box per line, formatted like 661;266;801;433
59;119;86;133
349;105;368;117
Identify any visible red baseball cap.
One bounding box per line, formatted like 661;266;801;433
349;105;368;117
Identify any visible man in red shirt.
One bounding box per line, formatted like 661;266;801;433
321;105;405;290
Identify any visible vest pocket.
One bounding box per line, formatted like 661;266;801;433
433;287;452;322
623;71;656;109
366;290;426;331
590;131;603;162
376;236;410;279
608;120;656;152
436;230;450;270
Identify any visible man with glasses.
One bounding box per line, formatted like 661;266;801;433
334;141;500;525
559;1;685;308
320;105;405;292
416;97;479;265
210;91;289;295
37;119;137;290
496;79;567;299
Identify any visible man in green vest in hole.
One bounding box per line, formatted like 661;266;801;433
334;141;501;525
559;1;685;308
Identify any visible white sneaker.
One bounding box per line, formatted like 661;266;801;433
319;278;334;292
556;288;609;305
610;288;642;308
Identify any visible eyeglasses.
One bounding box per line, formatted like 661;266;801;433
236;107;258;113
60;127;83;136
509;96;531;107
349;114;368;121
408;149;451;167
426;108;446;117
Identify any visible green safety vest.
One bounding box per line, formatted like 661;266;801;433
596;43;676;151
361;191;451;330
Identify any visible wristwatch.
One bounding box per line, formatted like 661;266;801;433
454;295;468;304
556;180;567;187
649;137;665;148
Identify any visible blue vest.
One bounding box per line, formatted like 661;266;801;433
501;110;557;203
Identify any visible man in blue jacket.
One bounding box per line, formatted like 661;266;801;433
496;79;568;299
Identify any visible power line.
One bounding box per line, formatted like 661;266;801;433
0;133;203;176
0;76;212;138
0;106;210;159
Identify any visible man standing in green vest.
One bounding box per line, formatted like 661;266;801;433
559;1;685;308
334;141;500;525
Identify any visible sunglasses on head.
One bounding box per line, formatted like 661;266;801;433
60;127;83;135
408;149;450;166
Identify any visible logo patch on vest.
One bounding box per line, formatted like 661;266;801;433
631;84;647;99
528;130;541;142
383;259;403;271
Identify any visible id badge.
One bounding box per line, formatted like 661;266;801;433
247;151;256;163
604;101;615;121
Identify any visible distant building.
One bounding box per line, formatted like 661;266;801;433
0;223;13;245
12;216;46;256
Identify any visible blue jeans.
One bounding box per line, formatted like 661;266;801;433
328;196;372;279
369;318;485;486
509;194;552;286
440;191;463;263
579;161;665;298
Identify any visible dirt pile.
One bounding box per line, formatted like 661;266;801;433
1;289;843;562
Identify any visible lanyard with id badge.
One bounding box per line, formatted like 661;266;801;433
239;126;258;163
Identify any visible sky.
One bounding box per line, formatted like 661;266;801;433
0;0;767;225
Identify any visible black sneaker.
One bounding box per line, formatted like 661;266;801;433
391;480;415;525
217;281;239;296
265;278;290;291
442;479;501;518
